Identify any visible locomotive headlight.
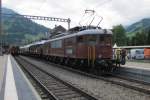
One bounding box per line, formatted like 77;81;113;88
98;54;102;58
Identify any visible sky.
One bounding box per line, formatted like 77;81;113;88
2;0;150;29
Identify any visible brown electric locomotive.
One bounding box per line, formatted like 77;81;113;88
19;26;115;74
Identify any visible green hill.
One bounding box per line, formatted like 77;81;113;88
1;8;50;45
126;18;150;37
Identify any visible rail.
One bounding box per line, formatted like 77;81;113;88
15;56;98;100
23;56;150;95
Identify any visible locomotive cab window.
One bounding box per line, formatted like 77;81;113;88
77;35;98;44
99;36;104;42
86;35;97;44
99;35;112;45
77;36;84;43
105;36;112;45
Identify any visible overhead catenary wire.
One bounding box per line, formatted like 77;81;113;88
94;0;113;9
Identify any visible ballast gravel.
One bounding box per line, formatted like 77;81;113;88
20;56;150;100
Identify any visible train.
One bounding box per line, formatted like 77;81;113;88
11;26;119;74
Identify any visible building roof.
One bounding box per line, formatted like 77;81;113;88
50;25;66;37
113;43;117;48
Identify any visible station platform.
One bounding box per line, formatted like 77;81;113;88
122;60;150;70
0;55;41;100
114;60;150;83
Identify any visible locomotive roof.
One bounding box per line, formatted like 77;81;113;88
20;28;112;49
47;28;112;42
20;40;47;49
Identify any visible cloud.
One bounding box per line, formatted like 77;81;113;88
2;0;150;29
106;0;150;25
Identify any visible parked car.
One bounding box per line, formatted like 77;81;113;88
130;49;144;60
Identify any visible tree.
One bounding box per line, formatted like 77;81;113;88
131;31;147;46
112;24;127;46
126;37;132;46
131;36;136;46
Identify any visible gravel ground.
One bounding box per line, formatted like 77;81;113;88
20;56;150;100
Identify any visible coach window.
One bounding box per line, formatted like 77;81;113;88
66;48;73;54
51;40;62;48
56;40;62;48
51;41;55;48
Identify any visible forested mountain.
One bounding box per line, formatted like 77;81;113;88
1;8;50;45
2;7;150;46
126;18;150;37
112;18;150;46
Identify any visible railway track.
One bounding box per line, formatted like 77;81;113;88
24;56;150;95
104;74;150;94
15;56;98;100
60;65;150;94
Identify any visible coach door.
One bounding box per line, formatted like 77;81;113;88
88;46;96;67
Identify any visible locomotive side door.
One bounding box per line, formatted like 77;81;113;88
88;46;95;67
87;35;97;67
